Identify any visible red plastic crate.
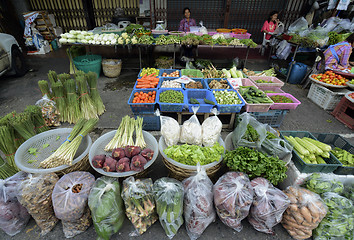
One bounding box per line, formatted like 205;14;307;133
332;97;354;129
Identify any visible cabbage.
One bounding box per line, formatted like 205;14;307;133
69;30;76;34
59;38;68;44
67;39;76;43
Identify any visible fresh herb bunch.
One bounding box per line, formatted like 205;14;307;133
224;146;287;185
51;81;67;122
25;105;50;133
38;80;52;98
48;70;58;86
64;79;81;124
9;112;36;140
76;75;97;119
135;116;146;148
0;125;19;171
86;71;105;115
0;155;18;179
104;116;128;151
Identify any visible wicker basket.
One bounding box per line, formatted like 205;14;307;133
102;59;122;78
159;136;225;181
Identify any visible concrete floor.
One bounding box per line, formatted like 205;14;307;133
0;50;352;240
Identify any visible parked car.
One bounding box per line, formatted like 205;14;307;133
0;33;26;77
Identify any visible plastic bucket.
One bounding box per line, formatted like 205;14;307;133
288;62;308;84
73;54;102;77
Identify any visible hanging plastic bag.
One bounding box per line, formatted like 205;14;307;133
0;172;30;236
199;21;208;35
248;177;290;234
213;172;253;232
153;177;184;239
202;108;222;147
303;173;344;195
160;115;180;146
121;177;158;236
17;173;59;236
281;186;327;240
88;177;125;240
288;17;308;33
183;165;215;240
231;112;267;149
180;106;202;145
332;18;352;33
276;40;291;60
52;171;95;238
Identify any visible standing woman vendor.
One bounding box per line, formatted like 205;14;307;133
261;11;279;40
322;33;354;70
178;7;196;32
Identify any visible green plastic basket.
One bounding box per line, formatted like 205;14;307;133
280;131;342;173
73;54;102;77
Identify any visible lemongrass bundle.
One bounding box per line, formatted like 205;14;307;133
9;112;36;140
86;71;105;115
0;155;18;179
135;116;146;148
0;113;25;148
104;115;128;151
48;70;58;86
52;81;67;122
76;75;97;119
38;80;52;99
64;79;81;124
25;105;50;133
40;118;87;168
58;73;71;84
127;117;135;146
75;70;86;79
0;125;19;170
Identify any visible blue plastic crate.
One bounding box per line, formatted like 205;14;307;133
213;89;245;113
134;114;160;131
204;78;233;90
133;79;161;90
280;131;342;174
159;77;183;89
159;69;181;77
127;89;157;114
186;89;217;113
250;110;288;128
184;78;209;90
157;89;186;112
137;68;160;78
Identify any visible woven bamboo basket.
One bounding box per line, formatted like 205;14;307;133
159;136;225;181
56;154;92;177
102;59;122;78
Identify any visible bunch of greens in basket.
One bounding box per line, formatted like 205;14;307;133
51;81;67;122
9;112;36;140
0;155;18;179
0;125;19;171
76;75;98;119
25;105;50;133
64;79;81;124
38;80;52;99
86;71;105;115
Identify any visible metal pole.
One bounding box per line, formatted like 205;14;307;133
138;45;142;69
244;46;250;69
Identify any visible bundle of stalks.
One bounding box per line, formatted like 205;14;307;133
0;125;19;171
48;70;58;86
9;112;36;140
0;155;18;179
126;117;135;146
76;75;97;119
64;79;81;124
25;105;50;133
135;116;146;148
75;70;86;78
51;81;67;122
38;80;52;99
58;73;71;83
86;71;105;115
0;113;25;148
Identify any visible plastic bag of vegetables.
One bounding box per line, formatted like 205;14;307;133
180;106;202;146
121;176;158;236
52;171;95;238
213;172;253;232
313;192;353;240
17;173;59;236
248;177;290;234
160;115;180;147
281;186;327;240
153;177;184;239
0;172;30;236
88;177;125;240
202;108;222;147
183;165;215;240
304;173;344;196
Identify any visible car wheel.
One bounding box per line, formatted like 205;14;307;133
11;47;26;77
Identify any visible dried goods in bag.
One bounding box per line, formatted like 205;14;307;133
88;176;125;240
183;166;215;240
153;177;184;239
17;173;59;236
0;172;30;236
180;106;202;146
281;186;327;240
121;176;158;236
52;171;95;238
248;177;290;234
213;172;253;232
202;108;222;147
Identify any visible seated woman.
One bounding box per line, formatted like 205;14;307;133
261;11;279;40
178;7;196;32
322;33;354;70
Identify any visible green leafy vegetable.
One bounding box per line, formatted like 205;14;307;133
27;159;37;164
56;136;61;141
42;143;50;149
28;147;38;156
304;173;344;195
164;143;224;166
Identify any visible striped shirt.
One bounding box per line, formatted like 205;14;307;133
323;41;352;70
